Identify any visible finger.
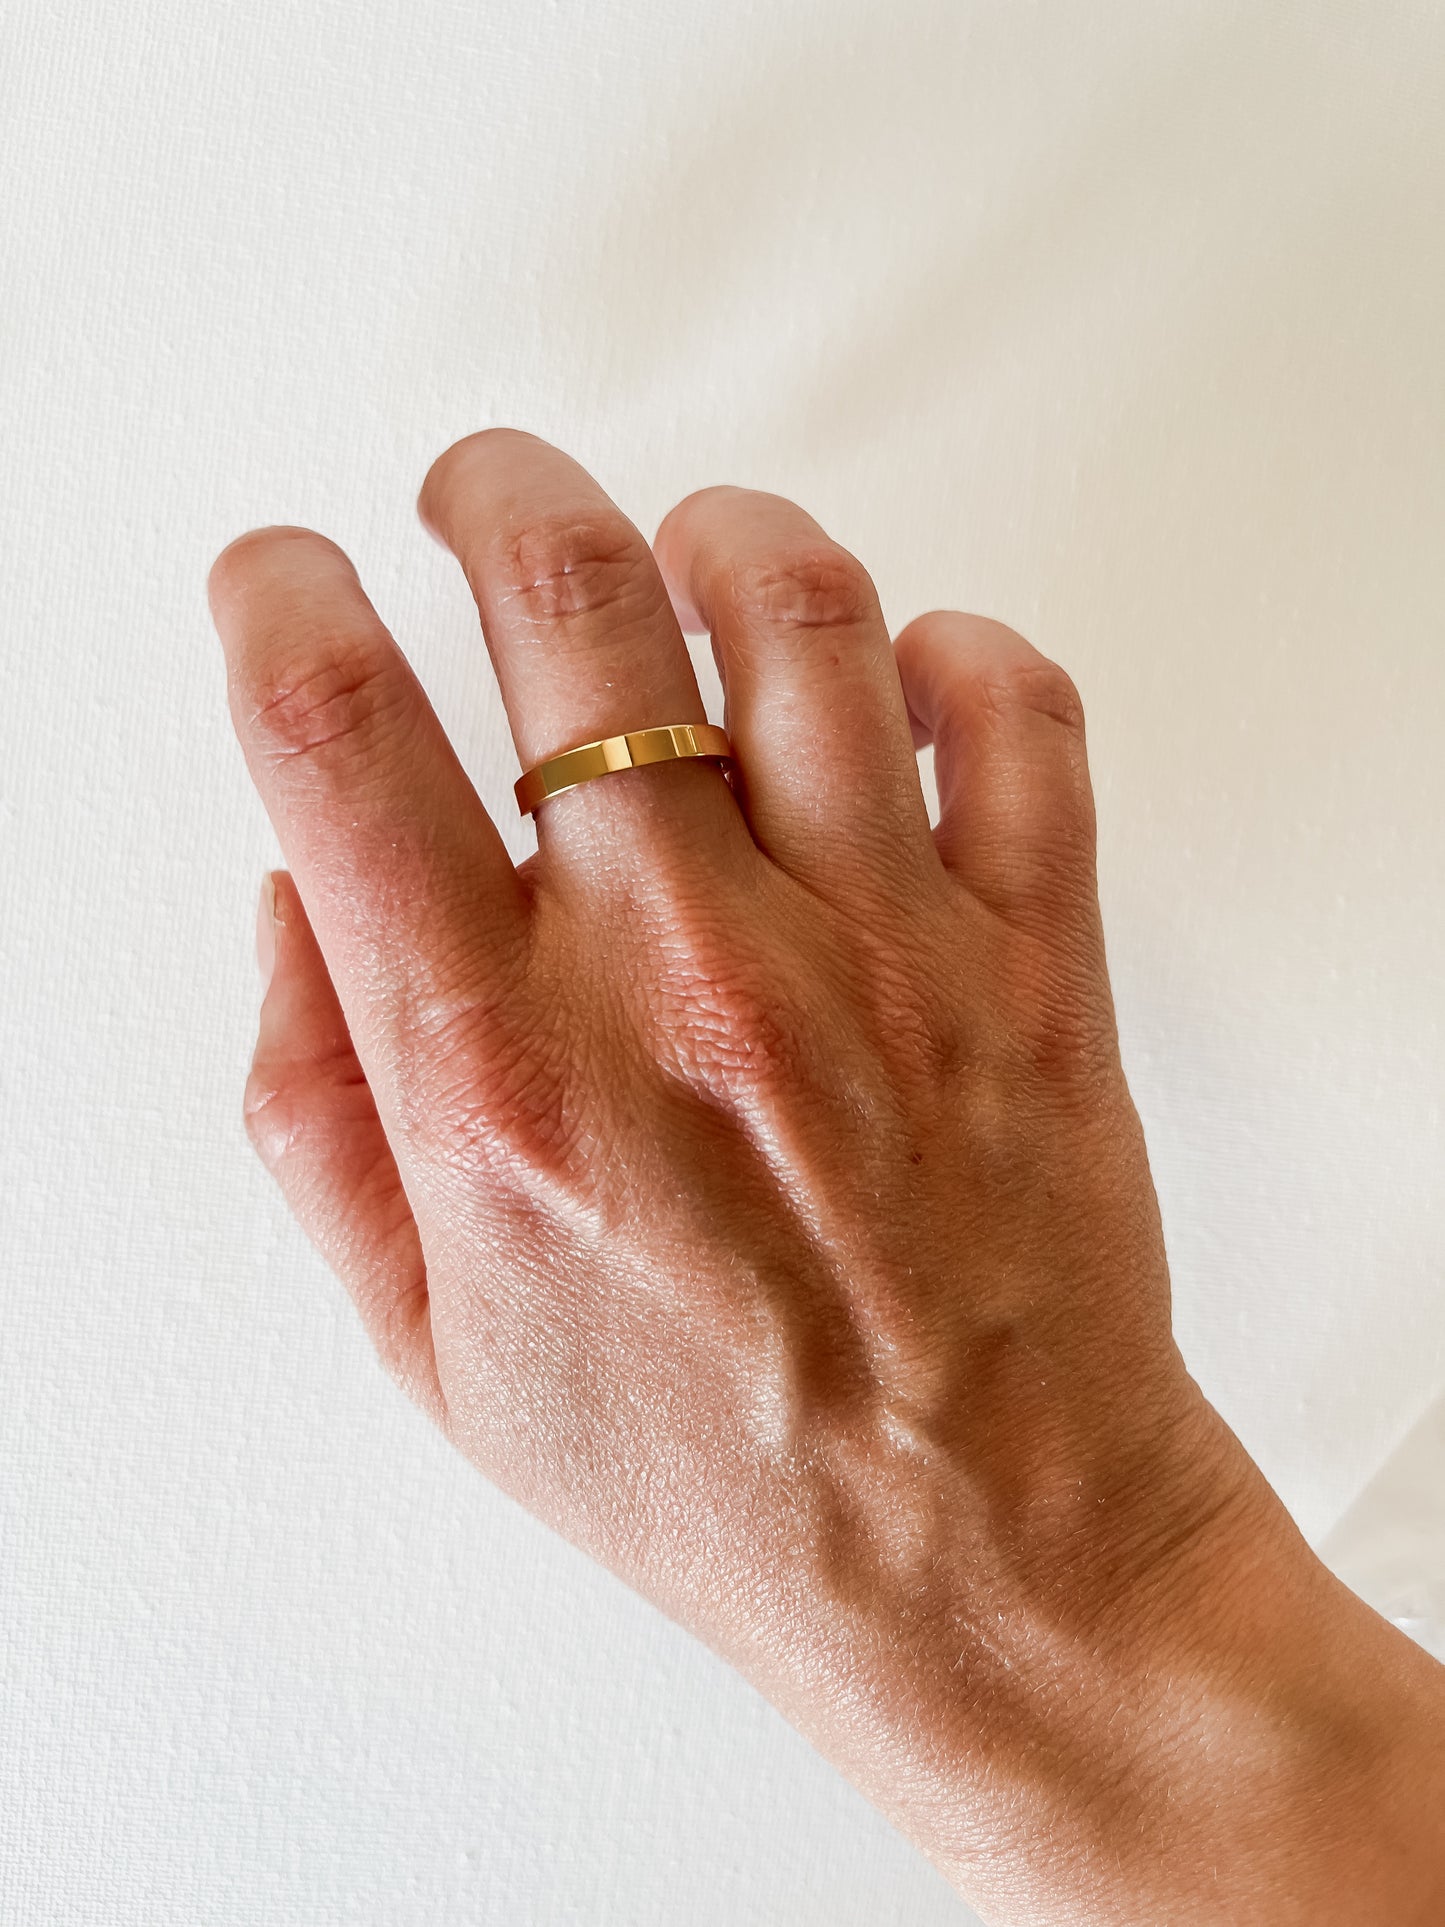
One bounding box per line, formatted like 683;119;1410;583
210;526;528;1089
418;430;743;855
245;872;444;1423
893;611;1101;942
652;487;934;892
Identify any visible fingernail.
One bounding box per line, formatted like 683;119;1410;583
256;873;277;991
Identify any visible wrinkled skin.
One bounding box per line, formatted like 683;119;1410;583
213;431;1445;1926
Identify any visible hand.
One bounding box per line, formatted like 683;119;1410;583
212;431;1445;1926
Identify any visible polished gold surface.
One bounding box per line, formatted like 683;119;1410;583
515;722;734;816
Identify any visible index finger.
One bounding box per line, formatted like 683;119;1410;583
209;526;529;1096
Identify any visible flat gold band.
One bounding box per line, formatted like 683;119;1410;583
514;722;734;816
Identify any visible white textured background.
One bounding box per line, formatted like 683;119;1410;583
3;2;1443;1921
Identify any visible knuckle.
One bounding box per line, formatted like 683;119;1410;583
978;655;1086;733
648;894;810;1102
395;988;588;1184
243;1033;367;1169
695;972;805;1098
993;932;1117;1088
726;543;877;639
496;511;661;631
242;1069;304;1168
241;642;411;772
372;1277;432;1383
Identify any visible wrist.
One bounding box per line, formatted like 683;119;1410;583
762;1402;1445;1926
1056;1470;1445;1927
1038;1469;1445;1925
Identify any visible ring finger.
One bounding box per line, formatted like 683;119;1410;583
418;429;745;864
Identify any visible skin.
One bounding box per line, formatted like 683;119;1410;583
213;429;1445;1925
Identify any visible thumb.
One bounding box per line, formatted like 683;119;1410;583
245;871;444;1425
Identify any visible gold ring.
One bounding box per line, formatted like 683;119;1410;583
515;722;734;817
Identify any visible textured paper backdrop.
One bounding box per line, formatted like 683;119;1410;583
3;2;1443;1921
